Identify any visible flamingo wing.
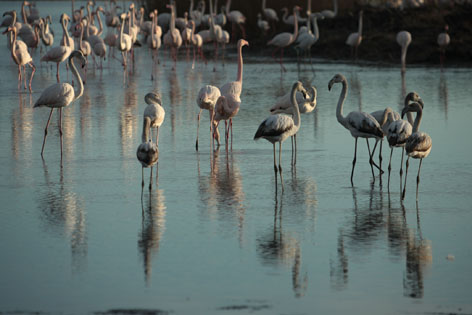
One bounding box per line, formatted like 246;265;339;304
34;83;75;108
346;111;383;137
406;132;432;155
254;114;294;140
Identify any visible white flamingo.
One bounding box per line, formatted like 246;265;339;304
147;10;161;78
295;12;323;67
267;6;300;72
281;7;306;26
262;0;278;27
3;25;35;92
39;17;54;51
163;3;182;70
321;0;338;19
34;50;86;159
328;73;384;185
144;92;165;146
225;0;246;40
254;81;306;191
189;20;205;68
40;14;72;83
196;85;221;151
397;30;411;72
437;24;450;66
257;13;270;34
137;117;159;190
213;39;249;147
116;13;132;69
346;10;363;60
59;14;74;50
401;101;432;200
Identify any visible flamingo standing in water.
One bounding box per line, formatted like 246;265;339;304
137;117;159;190
328;73;384;185
397;30;411;72
3;25;36;92
401;102;432;200
33;50;86;159
437;25;450;66
41;14;72;83
163;3;182;70
143;92;165;147
116;13;132;70
267;6;300;72
346;10;363;60
196;85;221;151
213;39;249;148
254;81;306;191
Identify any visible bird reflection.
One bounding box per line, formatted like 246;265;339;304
37;160;87;273
400;70;407;107
403;203;432;299
438;72;449;120
197;149;246;244
386;195;408;260
11;93;34;163
330;229;348;290
119;77;139;157
167;69;181;139
257;195;308;298
349;72;362;112
79;87;92;145
139;187;166;285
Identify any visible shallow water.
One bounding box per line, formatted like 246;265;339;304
1;1;472;314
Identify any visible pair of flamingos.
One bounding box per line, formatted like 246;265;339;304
195;39;248;151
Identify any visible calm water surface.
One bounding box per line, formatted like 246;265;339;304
1;2;472;314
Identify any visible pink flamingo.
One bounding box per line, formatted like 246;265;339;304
3;25;35;92
213;39;249;148
267;6;300;72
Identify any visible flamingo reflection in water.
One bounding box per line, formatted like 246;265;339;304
139;187;166;285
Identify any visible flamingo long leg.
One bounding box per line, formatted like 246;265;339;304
388;147;394;191
278;141;284;191
59;107;63;159
366;139;376;181
40;108;55;157
416;158;423;200
402;156;410;200
351;137;358;186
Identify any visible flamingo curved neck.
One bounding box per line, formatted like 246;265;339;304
313;16;319;39
9;28;21;65
225;0;231;15
412;109;422;133
336;79;348;126
96;9;103;35
236;42;244;82
291;11;298;43
291;87;301;128
119;17;125;49
309;87;316;103
142;117;151;142
404;96;414;125
70;54;84;102
358;13;363;36
79;24;85;50
21;2;28;24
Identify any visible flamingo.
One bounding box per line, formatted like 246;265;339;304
213;39;249;148
59;14;74;50
77;19;91;81
34;50;86;159
321;0;338;19
346;10;363;60
254;81;306;191
163;3;182;70
144;92;165;147
3;25;35;92
328;73;384;185
397;30;411;72
281;7;306;26
39;17;54;51
262;0;278;29
196;85;221;151
370;91;423;181
137;117;159;190
257;13;270;35
401;102;432;200
225;0;246;40
116;13;132;70
209;0;223;71
267;6;300;72
437;24;450;66
40;14;72;83
189;20;205;68
295;12;323;68
148;10;161;78
270;84;317;163
3;11;26;51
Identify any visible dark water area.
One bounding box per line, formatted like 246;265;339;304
1;1;472;314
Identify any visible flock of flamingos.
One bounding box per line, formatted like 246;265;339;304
1;0;443;200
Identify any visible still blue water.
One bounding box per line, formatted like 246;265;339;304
1;1;471;314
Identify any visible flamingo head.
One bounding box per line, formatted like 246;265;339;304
145;92;162;105
3;10;14;17
237;39;249;48
328;73;346;91
401;101;423;118
405;92;424;109
120;13;127;20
